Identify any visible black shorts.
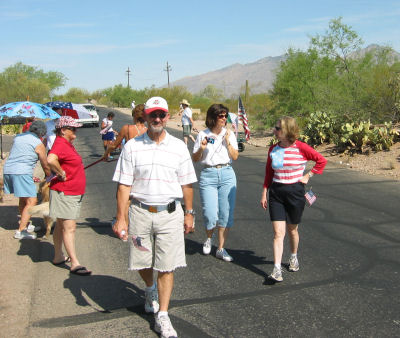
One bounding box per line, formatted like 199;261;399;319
269;182;305;224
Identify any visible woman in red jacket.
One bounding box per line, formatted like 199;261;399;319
260;116;327;282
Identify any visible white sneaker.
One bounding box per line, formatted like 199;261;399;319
216;248;233;262
202;237;212;255
145;284;159;313
288;256;299;272
27;223;42;233
14;230;37;240
269;266;283;282
155;314;178;338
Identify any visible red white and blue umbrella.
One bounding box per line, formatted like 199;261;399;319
46;101;92;119
45;101;73;110
0;101;61;120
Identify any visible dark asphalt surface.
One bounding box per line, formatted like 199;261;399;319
3;107;400;337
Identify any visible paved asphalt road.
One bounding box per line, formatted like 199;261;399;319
4;108;400;337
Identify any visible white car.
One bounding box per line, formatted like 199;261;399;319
79;104;100;127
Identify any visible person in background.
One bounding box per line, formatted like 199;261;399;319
180;99;196;145
47;116;91;275
3;121;51;239
112;96;197;338
102;104;147;161
260;116;327;282
44;107;62;150
131;100;136;110
22;117;35;133
192;103;239;262
100;112;116;158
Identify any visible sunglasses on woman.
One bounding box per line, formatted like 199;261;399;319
64;127;77;132
217;113;228;119
274;126;281;131
149;111;167;119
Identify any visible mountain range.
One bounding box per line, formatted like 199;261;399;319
168;44;399;98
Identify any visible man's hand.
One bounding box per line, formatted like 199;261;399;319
112;218;128;241
184;214;195;234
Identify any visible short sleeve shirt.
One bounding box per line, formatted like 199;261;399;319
112;131;197;205
3;132;42;175
181;108;193;126
49;136;86;195
193;128;238;166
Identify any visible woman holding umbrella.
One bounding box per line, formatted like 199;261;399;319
47;116;91;275
3;121;51;239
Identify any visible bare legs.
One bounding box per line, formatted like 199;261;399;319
205;226;230;250
272;221;299;265
18;197;37;231
139;268;174;312
52;218;81;269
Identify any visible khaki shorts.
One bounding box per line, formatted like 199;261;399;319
128;203;186;272
49;190;83;220
182;125;192;137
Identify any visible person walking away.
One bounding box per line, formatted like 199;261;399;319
100;112;116;158
192;104;239;262
47;116;91;275
260;116;327;282
180;99;196;145
3;121;51;239
102;104;147;161
112;96;197;338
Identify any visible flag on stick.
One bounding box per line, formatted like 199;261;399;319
238;96;250;140
305;188;317;206
227;112;239;137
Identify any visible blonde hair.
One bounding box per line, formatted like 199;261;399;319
279;116;299;144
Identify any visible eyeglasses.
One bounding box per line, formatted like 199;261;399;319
217;114;228;119
149;111;167;119
274;126;281;131
64;127;77;132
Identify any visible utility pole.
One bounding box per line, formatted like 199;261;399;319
126;67;131;88
164;61;172;88
244;80;249;108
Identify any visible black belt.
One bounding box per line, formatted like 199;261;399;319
131;199;177;213
204;163;230;169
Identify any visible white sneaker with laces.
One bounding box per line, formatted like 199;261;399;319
14;230;37;240
155;314;178;338
27;223;42;233
202;237;212;255
288;256;299;272
269;266;283;282
216;248;233;262
145;284;159;313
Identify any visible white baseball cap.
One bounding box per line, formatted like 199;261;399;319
144;97;168;114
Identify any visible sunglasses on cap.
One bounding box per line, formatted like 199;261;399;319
149;111;167;119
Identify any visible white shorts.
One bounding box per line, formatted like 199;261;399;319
128;203;186;272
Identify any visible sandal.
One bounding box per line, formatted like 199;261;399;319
70;266;92;276
52;257;71;266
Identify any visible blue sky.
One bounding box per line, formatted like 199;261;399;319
1;0;399;93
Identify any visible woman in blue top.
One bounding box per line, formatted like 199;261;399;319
3;121;51;239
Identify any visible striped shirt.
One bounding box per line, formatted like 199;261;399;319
263;140;327;189
113;131;197;205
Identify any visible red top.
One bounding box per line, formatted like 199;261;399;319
263;140;327;190
49;136;86;195
22;121;32;132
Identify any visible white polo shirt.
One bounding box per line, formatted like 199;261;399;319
193;128;238;166
113;131;197;205
181;107;192;126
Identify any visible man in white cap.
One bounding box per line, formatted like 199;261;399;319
112;96;197;338
180;99;196;145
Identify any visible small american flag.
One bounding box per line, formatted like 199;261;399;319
238;96;250;141
305;188;317;206
132;235;150;251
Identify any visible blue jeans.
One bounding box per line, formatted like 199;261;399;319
199;166;237;230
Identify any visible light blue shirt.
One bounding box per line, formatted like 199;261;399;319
3;132;42;175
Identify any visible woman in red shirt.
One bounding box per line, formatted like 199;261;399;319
260;116;327;282
47;116;91;275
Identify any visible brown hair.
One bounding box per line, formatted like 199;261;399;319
278;116;299;144
132;104;145;123
205;103;229;130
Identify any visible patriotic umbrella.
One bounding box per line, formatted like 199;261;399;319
0;101;61;120
46;101;92;120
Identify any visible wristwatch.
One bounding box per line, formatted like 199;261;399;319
184;209;196;215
